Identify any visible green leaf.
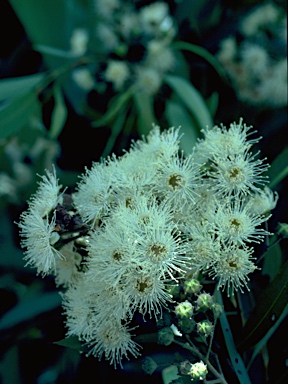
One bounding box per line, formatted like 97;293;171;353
0;292;61;331
206;92;219;117
0;90;40;139
165;100;199;154
101;111;126;158
172;41;227;79
54;336;83;352
133;91;156;137
162;365;180;384
268;147;288;188
248;304;288;368
262;242;282;282
92;86;134;127
215;290;252;384
50;85;67;139
164;75;213;131
237;260;288;352
0;73;44;102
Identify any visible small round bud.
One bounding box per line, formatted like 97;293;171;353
158;327;174;346
196;293;214;311
166;283;181;298
277;223;288;238
184;278;202;294
142;357;158;375
175;301;194;319
197;320;214;338
211;303;223;318
178;318;196;334
188;361;208;381
179;360;193;375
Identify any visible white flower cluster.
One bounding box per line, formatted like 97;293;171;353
217;2;287;107
18;120;277;367
72;1;176;94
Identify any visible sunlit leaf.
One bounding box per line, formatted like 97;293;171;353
165;100;199;154
237;260;288;352
215;290;252;384
164;75;213;131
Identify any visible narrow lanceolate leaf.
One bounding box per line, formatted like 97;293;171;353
0;292;61;331
165;100;199;154
133;91;156;137
50;85;67;139
215;290;252;384
0;73;44;101
164;75;213;131
54;336;83;352
92;86;134;127
172;41;227;79
237;260;288;352
267;147;288;189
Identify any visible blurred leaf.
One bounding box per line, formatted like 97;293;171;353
0;74;44;102
164;75;213;131
215;290;252;384
0;292;61;331
10;0;72;70
262;242;282;281
0;346;21;384
101;110;126;158
50;85;67;139
165;100;199;154
206;92;219;117
35;44;75;58
0;90;40;140
172;41;227;79
267;147;288;189
162;365;180;384
92;86;134;127
237;260;288;352
133;91;156;137
54;336;82;352
248;305;288;368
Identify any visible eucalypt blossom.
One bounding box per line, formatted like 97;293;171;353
17;119;276;370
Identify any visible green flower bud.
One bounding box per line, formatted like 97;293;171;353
188;361;208;381
142;357;158;375
175;301;194;319
197;320;214;338
211;302;223;318
179;360;193;375
196;293;214;311
184;278;202;294
158;327;174;346
178;318;196;334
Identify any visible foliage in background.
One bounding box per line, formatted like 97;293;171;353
0;0;287;383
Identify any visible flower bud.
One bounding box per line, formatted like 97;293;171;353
158;327;174;346
188;361;208;381
178;318;196;334
211;303;223;318
179;360;193;375
142;357;158;375
196;293;214;311
197;320;214;338
184;278;202;294
175;301;194;319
